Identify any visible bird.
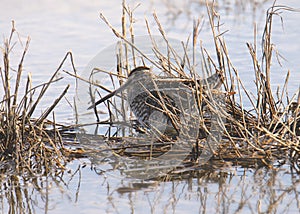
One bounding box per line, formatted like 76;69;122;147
88;66;222;138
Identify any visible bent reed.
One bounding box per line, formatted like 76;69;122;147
83;1;299;173
0;2;299;177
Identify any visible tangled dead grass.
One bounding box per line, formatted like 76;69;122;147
0;1;299;178
81;1;299;174
0;1;298;213
0;23;76;175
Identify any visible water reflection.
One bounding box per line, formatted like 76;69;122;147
152;0;272;29
0;0;299;213
0;172;68;213
94;164;299;213
0;149;299;213
71;137;300;213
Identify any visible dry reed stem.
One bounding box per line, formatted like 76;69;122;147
0;24;78;175
70;1;300;169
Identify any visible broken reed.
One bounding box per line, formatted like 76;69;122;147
91;2;299;167
0;24;70;175
201;3;300;161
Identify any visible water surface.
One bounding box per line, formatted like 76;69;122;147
0;0;299;213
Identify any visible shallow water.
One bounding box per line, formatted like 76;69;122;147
0;0;300;213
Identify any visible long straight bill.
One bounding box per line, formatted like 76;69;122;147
87;81;130;110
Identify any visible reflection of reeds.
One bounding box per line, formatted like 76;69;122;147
0;163;83;213
0;22;71;175
155;0;272;28
104;166;300;213
0;23;86;213
85;1;299;172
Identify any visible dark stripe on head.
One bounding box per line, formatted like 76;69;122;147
128;66;150;77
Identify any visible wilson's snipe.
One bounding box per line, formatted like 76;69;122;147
88;66;222;136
